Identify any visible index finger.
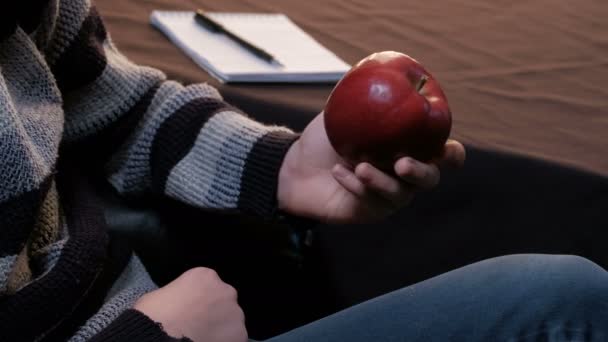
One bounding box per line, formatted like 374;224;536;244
394;157;440;190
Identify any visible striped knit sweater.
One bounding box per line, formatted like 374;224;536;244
0;0;299;340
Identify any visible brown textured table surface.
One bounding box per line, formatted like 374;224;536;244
94;2;608;337
98;0;608;176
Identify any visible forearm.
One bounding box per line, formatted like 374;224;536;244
105;81;299;218
48;0;299;219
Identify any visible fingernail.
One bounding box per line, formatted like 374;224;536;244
397;158;414;175
355;163;370;180
333;164;349;178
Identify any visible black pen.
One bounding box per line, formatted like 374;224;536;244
195;9;283;67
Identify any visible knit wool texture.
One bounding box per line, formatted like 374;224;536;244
0;0;298;340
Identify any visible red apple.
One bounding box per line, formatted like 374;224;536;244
324;51;452;171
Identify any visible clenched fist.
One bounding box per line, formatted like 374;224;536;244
134;267;247;342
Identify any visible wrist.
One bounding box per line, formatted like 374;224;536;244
89;309;190;342
277;138;300;212
232;129;299;219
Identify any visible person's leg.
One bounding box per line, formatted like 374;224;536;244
263;254;608;342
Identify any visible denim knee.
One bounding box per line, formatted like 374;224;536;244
529;254;605;288
498;254;608;315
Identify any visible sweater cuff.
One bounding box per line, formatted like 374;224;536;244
89;309;192;342
237;129;300;219
160;110;300;220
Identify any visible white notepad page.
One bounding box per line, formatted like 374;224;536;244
150;11;351;83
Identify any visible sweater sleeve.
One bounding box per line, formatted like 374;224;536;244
44;1;299;219
89;309;192;342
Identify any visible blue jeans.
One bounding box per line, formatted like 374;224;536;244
263;254;608;341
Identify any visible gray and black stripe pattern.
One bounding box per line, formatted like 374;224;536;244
0;0;298;340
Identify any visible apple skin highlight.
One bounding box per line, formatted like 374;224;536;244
324;51;452;171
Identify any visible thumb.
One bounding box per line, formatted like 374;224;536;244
435;139;466;169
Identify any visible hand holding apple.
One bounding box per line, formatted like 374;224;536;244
276;51;464;224
324;51;452;171
276;119;464;224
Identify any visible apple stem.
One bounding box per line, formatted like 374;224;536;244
416;75;428;92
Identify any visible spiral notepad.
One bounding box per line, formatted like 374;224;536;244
150;11;351;83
